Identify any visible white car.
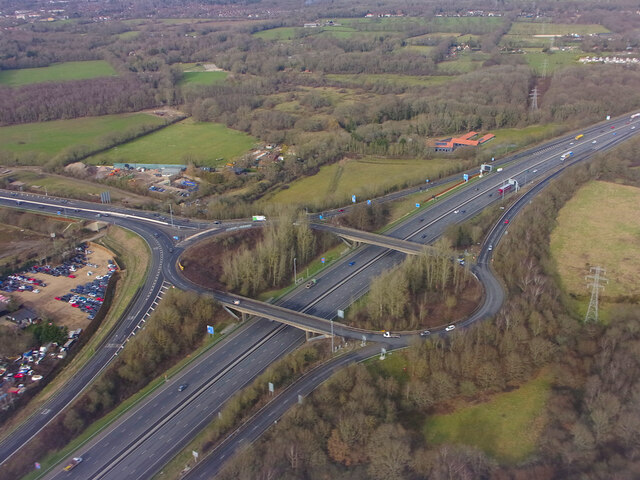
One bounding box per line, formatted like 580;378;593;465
453;210;460;214
488;244;493;251
592;140;597;144
233;300;240;305
445;325;456;332
532;169;538;173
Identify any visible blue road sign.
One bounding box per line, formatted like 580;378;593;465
321;257;326;264
367;199;372;205
207;325;214;335
352;194;356;203
415;203;420;208
319;214;323;220
173;236;179;240
463;174;469;182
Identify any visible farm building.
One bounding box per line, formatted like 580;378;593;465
434;132;495;152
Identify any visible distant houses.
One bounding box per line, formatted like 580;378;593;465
434;131;495;152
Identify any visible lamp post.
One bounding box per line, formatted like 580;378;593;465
293;257;297;284
331;319;334;353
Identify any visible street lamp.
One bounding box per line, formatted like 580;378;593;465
331;319;334;353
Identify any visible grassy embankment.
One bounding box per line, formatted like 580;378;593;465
550;180;640;320
86;118;256;167
0;227;149;444
0;60;117;87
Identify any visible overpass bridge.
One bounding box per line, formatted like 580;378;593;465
309;222;432;256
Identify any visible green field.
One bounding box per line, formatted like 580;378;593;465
0;61;117;87
550;181;640;299
437;52;489;74
484;124;563;152
326;73;454;88
264;156;463;208
509;22;609;36
86;119;256;167
0;113;165;161
180;71;228;85
524;50;581;75
424;372;552;463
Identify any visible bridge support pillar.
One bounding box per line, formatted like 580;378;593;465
223;305;240;321
340;236;354;248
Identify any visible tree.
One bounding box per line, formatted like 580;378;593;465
366;424;411;480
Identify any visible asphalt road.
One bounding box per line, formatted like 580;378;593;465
1;113;638;479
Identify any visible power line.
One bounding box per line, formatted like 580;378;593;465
530;86;539;111
585;266;608;323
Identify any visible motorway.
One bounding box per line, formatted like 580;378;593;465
0;113;638;479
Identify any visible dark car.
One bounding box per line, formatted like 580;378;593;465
420;330;431;337
178;384;188;392
348;261;355;266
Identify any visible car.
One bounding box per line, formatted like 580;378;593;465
14;373;24;379
153;232;159;238
488;244;493;251
338;209;345;212
178;384;188;392
420;330;431;337
233;299;240;305
532;169;538;173
592;140;597;144
348;261;355;266
453;210;459;214
445;325;456;332
169;247;174;253
504;219;509;224
54;296;61;301
632;126;636;130
611;125;615;129
569;142;574;145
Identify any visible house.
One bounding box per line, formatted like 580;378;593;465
434;131;495;152
5;307;37;327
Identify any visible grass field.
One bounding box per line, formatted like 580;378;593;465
523;50;581;74
0;113;165;159
550;181;640;299
437;52;488;74
424;371;552;463
180;71;228;85
367;353;409;384
509;22;609;36
0;60;117;87
484;124;564;154
325;73;454;88
264;156;463;208
86;119;256;167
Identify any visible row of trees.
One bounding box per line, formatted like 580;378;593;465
221;212;318;295
360;242;473;330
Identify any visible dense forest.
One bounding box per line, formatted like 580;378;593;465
215;138;640;479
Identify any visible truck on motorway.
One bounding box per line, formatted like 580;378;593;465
498;184;513;195
252;215;266;222
560;151;573;161
575;134;584;140
63;457;83;471
631;113;640;119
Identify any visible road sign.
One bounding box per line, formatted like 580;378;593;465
367;199;372;205
463;173;469;182
425;178;430;183
352;194;356;203
206;325;214;335
173;236;179;240
337;309;344;318
268;382;274;393
415;203;420;208
321;257;325;264
319;214;323;220
192;450;199;461
34;463;41;470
